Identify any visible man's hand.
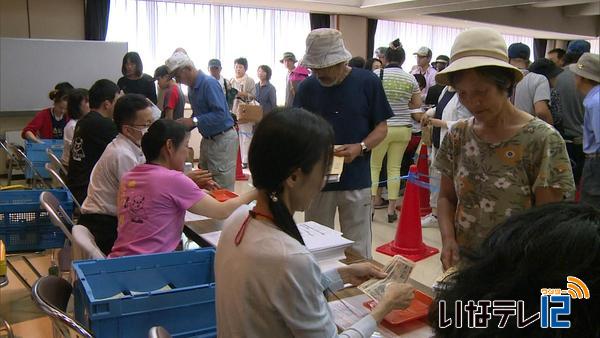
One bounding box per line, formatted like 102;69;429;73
334;143;362;163
186;169;219;190
338;262;386;287
177;117;196;130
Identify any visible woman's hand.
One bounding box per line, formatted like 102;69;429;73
370;283;415;322
380;282;414;310
441;238;460;271
429;118;447;128
186;169;219;190
338;262;386;287
420;114;431;126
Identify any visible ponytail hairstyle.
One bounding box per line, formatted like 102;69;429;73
248;108;334;245
48;82;73;103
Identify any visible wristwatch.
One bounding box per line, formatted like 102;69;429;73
191;116;199;130
360;141;368;155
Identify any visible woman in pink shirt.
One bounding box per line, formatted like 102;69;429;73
109;119;256;258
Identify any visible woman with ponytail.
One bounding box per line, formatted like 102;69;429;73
215;108;415;338
22;82;73;143
108;119;257;258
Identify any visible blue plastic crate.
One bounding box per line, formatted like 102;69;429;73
73;249;217;338
25;161;51;179
0;225;64;252
0;189;72;252
25;139;64;162
24;140;63;179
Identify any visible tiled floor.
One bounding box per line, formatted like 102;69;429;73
0;176;443;338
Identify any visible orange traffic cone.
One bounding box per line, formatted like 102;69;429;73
376;165;439;261
235;147;248;181
416;145;432;217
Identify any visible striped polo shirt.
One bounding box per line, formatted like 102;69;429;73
375;66;421;127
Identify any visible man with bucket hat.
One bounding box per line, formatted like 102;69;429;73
294;28;393;258
571;52;600;206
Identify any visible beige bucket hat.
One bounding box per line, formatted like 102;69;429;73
569;52;600;83
301;28;352;69
435;27;524;86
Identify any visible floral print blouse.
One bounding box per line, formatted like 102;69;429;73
435;117;575;249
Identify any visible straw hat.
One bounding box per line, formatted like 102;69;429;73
301;29;352;69
435;27;524;86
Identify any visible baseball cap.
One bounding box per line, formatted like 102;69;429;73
280;52;297;63
208;59;222;68
569;52;600;83
153;65;171;80
567;40;591;54
434;55;450;64
301;29;352;69
508;43;530;60
165;52;195;74
413;47;432;57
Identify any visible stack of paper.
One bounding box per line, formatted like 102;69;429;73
199;221;354;271
297;221;354;263
184;211;209;222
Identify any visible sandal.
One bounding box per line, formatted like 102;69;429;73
373;199;389;209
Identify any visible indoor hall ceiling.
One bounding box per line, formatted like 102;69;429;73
178;0;600;38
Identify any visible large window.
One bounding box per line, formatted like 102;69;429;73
374;20;534;71
106;0;311;104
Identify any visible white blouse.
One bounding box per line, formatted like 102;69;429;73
215;205;377;338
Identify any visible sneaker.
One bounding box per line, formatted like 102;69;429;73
421;214;438;228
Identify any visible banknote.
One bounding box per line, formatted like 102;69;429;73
358;255;415;301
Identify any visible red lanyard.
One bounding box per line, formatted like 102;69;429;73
234;209;274;246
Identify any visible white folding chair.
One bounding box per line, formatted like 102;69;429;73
45;163;82;210
46;148;68;177
72;225;106;261
39;191;76;243
149;326;172;338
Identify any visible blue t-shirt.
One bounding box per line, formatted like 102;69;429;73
190;72;234;138
294;68;393;191
583;85;600;154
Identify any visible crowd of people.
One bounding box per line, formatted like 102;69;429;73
19;25;599;336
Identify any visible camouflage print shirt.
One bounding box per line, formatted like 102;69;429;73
435;117;575;249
